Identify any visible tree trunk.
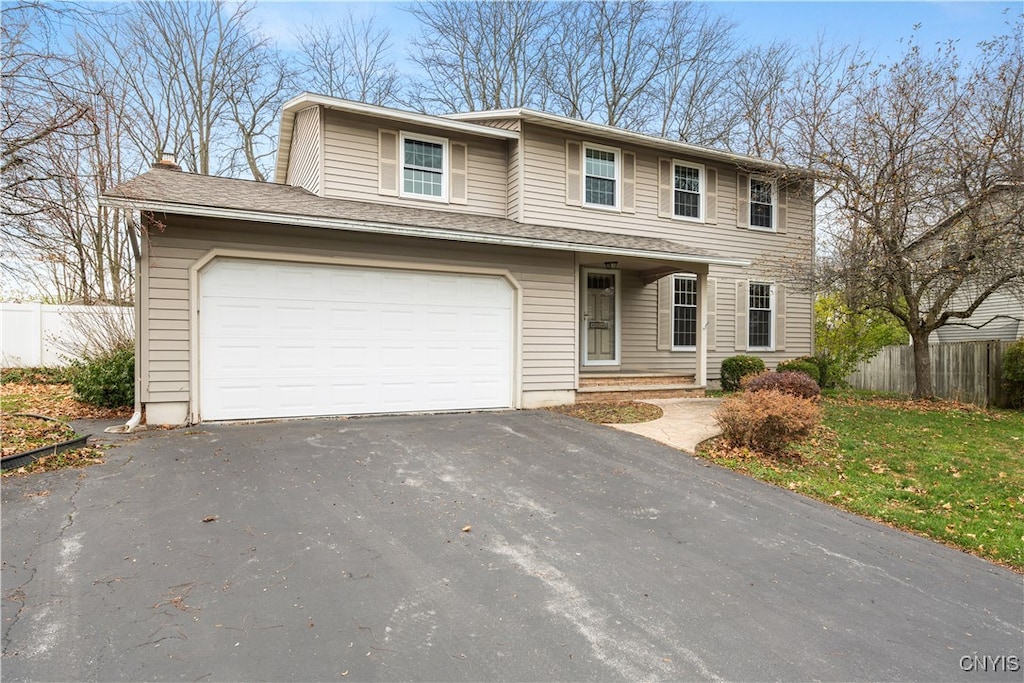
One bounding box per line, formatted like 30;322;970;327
910;330;933;398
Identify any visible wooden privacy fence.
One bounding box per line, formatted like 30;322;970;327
847;340;1014;407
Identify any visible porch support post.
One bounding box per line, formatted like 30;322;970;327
696;271;708;386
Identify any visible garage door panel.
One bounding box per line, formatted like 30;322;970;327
200;260;513;420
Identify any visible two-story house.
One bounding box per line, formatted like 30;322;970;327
101;94;814;426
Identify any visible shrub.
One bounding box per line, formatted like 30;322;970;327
71;344;135;408
810;354;844;389
1003;339;1024;410
776;358;821;384
713;389;822;456
720;355;766;392
743;370;821;400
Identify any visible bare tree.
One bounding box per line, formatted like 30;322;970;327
296;9;402;105
2;30;135;304
92;0;286;179
408;0;553;112
816;30;1024;397
1;1;89;208
652;3;737;145
727;40;796;159
541;0;681;129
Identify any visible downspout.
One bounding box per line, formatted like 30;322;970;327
106;213;143;434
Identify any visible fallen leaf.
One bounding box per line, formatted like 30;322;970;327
462;525;472;533
202;515;219;523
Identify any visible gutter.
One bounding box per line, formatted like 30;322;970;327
98;196;752;269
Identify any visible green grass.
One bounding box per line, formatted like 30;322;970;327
702;394;1024;571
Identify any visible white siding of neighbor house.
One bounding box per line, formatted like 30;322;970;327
284;105;322;195
318;110;510;217
140;215;577;407
931;289;1024;342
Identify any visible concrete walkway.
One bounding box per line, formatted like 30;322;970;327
609;396;723;452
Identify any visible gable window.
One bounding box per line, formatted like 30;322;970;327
673;163;703;221
750;177;774;230
402;133;447;200
672;275;698;348
748;282;774;349
584;144;619;209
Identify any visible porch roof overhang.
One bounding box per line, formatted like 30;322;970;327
101;170;750;269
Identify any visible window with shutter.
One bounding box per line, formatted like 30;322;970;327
749;177;774;231
747;281;774;350
582;143;620;210
671;161;704;222
672;275;698;349
398;131;448;202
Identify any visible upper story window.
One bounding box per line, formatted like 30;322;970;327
748;282;774;350
672;275;698;349
401;132;447;200
750;177;774;230
584;144;619;209
673;162;703;221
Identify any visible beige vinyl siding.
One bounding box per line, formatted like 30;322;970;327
285;106;322;195
519;123;815;372
507;138;521;221
141;215;577;405
610;268;814;380
931;290;1024;342
320;111;508;216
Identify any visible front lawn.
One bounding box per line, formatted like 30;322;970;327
700;393;1024;571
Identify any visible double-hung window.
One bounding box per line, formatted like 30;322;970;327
673;162;703;221
402;133;447;200
584;144;619;209
672;275;698;349
749;177;774;230
748;282;773;349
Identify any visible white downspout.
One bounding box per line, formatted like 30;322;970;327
106;214;143;434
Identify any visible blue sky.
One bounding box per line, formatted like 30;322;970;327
248;0;1018;66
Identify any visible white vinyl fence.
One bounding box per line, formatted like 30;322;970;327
847;340;1014;408
1;302;134;367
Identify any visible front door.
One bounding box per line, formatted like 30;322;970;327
583;269;619;365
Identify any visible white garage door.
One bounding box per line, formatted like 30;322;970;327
199;259;514;421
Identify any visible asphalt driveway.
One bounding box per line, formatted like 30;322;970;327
2;411;1021;681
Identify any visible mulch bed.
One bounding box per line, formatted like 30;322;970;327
547;401;663;424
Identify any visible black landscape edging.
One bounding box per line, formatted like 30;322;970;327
1;434;91;471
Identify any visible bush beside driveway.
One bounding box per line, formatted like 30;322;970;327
2;411;1021;681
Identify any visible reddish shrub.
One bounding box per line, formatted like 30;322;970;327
713;389;822;456
742;370;821;400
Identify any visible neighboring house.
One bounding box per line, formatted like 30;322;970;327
916;182;1024;343
100;94;814;425
930;289;1024;342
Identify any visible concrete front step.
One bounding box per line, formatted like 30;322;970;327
576;386;706;402
578;374;695;388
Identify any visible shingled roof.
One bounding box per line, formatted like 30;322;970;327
101;168;748;267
